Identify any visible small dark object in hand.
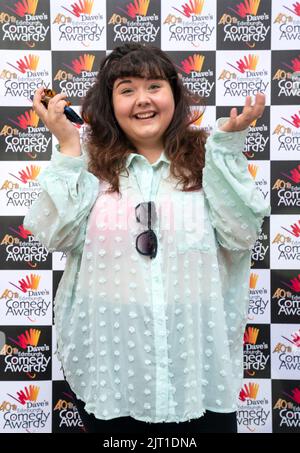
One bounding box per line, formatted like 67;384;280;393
41;88;84;125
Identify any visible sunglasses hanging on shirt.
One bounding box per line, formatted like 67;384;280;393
135;201;158;259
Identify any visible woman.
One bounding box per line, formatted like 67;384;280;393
24;43;270;434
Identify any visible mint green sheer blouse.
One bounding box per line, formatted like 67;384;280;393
24;118;271;423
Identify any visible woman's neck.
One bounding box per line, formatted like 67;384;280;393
136;148;163;164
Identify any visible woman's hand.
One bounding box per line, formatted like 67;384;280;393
219;92;265;133
32;86;81;156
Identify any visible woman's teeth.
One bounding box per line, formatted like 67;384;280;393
135;112;156;119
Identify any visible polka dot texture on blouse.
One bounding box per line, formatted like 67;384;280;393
23;118;270;423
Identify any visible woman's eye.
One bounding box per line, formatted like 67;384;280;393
149;84;160;89
121;89;132;94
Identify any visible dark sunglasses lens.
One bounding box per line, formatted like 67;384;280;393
136;202;157;225
136;231;157;256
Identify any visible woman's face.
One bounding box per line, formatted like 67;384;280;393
112;76;175;151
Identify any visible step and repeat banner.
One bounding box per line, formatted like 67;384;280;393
0;0;299;434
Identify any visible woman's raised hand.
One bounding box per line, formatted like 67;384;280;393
32;86;81;156
219;92;265;133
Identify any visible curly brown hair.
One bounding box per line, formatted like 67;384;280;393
81;43;208;194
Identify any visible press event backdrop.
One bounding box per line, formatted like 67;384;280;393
0;0;299;434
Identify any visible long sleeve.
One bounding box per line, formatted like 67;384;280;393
202;118;271;251
23;145;100;254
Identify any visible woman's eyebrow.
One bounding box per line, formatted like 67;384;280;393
115;79;132;89
115;77;165;89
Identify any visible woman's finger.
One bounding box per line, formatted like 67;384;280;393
32;86;48;119
244;95;252;108
51;99;68;115
252;92;265;118
230;107;238;119
48;91;68;109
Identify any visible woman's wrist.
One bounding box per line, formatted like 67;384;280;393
59;141;81;157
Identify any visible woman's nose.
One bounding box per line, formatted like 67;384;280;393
135;89;151;105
